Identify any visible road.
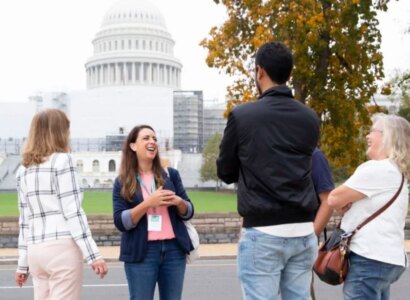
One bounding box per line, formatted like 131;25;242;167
0;259;409;299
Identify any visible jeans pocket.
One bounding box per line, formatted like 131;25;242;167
252;237;280;273
301;235;318;269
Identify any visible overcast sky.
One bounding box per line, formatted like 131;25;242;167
0;0;409;103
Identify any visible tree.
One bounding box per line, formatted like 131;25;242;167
201;0;391;171
383;70;410;122
200;133;222;189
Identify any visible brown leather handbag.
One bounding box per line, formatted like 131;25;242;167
313;175;404;285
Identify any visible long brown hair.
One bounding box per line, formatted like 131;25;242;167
119;125;165;201
22;109;70;167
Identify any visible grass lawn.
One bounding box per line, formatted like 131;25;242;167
0;191;237;217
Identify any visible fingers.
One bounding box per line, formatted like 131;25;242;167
152;189;175;206
92;259;108;279
15;273;28;287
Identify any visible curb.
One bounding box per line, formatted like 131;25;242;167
0;258;17;265
0;255;238;266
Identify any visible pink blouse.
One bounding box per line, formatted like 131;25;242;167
140;174;175;241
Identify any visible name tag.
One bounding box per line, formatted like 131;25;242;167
148;214;162;232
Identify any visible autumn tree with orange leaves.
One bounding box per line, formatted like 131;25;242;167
201;0;392;171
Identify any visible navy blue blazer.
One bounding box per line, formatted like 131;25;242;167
113;167;194;263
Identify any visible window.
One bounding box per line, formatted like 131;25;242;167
92;160;100;172
76;160;84;172
109;159;116;172
94;179;100;188
82;178;88;188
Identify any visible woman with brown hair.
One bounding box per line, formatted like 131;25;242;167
15;109;107;299
113;124;194;300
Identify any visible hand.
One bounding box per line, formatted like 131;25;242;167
147;187;175;208
15;272;29;287
91;259;108;279
169;196;189;216
167;195;184;206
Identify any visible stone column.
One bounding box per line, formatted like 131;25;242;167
116;63;121;84
91;67;95;87
107;64;111;85
86;68;90;88
138;62;142;83
123;63;128;85
99;65;103;86
177;69;181;88
171;67;175;87
147;63;152;84
156;64;161;85
132;62;136;83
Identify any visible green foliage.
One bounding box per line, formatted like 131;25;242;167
383;70;410;122
329;164;350;185
200;133;222;188
201;0;391;171
398;107;410;123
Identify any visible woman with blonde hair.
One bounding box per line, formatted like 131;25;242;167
328;113;410;300
15;109;108;299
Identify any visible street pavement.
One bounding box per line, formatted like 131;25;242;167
1;259;410;300
1;243;410;299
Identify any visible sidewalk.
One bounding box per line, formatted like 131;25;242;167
0;243;238;265
2;241;410;264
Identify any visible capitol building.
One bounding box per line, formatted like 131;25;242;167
48;0;181;141
0;0;227;189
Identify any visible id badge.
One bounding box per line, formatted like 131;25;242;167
148;214;162;232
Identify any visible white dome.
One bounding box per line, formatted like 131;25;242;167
85;0;182;90
101;0;167;30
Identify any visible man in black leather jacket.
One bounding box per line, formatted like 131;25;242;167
217;41;320;300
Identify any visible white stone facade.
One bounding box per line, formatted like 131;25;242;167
72;152;121;188
72;149;182;188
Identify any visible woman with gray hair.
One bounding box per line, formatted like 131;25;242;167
328;113;410;300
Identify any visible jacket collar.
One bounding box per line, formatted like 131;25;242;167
258;85;293;100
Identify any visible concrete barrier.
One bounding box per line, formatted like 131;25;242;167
1;213;410;247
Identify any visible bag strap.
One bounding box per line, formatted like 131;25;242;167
346;174;405;240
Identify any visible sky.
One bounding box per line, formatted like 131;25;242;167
0;0;409;103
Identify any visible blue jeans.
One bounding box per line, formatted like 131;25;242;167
343;252;405;300
238;228;317;300
124;239;186;300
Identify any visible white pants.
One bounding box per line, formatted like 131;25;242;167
28;238;84;300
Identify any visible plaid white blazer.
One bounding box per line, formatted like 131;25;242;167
16;152;101;273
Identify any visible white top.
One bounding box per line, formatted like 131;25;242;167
341;159;408;266
16;153;101;273
255;222;314;237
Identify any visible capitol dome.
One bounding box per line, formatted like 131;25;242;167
100;0;167;30
85;0;182;89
